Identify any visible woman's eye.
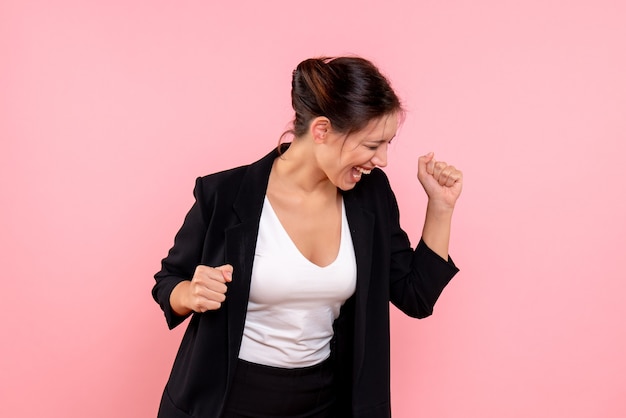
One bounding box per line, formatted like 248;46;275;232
366;145;379;150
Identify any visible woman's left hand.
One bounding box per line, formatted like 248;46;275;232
417;152;463;211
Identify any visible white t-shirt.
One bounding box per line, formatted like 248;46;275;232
238;197;357;368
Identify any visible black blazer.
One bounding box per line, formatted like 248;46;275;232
153;145;459;418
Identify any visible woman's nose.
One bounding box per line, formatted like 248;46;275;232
372;145;388;168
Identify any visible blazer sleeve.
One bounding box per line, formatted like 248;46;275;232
386;179;459;318
152;177;210;329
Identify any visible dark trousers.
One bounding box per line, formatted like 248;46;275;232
222;357;337;418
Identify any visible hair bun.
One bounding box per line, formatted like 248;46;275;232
288;56;402;139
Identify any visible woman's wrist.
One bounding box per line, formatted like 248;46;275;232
425;199;455;220
170;280;193;317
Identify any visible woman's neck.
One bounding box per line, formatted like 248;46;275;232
271;140;337;197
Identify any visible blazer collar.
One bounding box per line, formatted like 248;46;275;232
225;146;281;364
232;146;282;223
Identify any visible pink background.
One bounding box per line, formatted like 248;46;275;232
2;0;625;417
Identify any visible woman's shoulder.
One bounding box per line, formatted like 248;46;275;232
198;164;249;186
194;147;279;199
192;164;252;206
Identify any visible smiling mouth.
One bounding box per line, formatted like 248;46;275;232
352;166;372;178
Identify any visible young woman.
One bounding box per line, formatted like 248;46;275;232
153;56;463;418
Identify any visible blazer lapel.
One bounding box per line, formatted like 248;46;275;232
224;148;279;366
343;191;375;384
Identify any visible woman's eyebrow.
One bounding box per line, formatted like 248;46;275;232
368;135;396;143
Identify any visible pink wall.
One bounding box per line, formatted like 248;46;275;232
2;1;625;417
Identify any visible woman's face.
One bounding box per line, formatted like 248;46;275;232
319;112;399;191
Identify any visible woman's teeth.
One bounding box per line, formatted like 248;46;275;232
353;167;372;178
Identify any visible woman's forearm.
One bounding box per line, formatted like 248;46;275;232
421;201;454;260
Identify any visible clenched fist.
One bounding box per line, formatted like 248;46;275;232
417;152;463;211
170;264;233;316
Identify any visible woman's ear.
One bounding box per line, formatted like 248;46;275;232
310;117;331;143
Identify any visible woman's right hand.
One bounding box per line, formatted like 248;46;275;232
170;264;233;316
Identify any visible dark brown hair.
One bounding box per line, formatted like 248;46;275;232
282;56;403;142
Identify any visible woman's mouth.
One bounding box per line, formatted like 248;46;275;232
352;166;372;179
